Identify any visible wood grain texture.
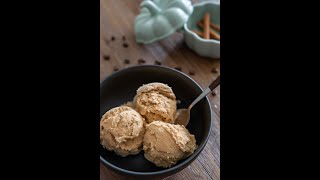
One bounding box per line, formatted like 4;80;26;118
100;0;220;179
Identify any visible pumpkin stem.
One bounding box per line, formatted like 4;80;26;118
141;0;161;15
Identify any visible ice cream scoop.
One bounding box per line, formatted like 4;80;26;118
100;106;145;157
143;121;197;168
133;82;177;124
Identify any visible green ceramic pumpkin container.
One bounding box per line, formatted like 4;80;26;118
135;0;220;58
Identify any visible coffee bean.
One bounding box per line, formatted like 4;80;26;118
124;59;130;64
103;55;110;61
211;68;219;73
111;36;115;41
113;67;119;71
174;67;182;71
123;43;129;48
212;91;217;96
122;36;126;41
155;60;161;65
189;70;195;75
138;59;146;64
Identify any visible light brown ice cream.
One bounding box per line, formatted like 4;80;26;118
100;106;145;157
143;121;197;168
133;83;177;124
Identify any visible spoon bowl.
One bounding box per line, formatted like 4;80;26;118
175;109;190;126
175;76;220;126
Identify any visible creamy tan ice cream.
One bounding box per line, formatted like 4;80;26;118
143;121;197;168
100;106;145;157
133;83;177;124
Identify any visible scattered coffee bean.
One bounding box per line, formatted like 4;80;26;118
174;67;182;71
122;36;126;41
211;68;219;73
113;67;119;71
111;36;115;41
103;55;110;61
155;60;161;65
138;59;146;64
124;59;130;64
212;91;217;96
123;43;129;48
189;70;195;75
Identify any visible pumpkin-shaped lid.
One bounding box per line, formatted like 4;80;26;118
135;0;193;44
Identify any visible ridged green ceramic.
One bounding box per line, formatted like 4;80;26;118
135;0;193;44
183;1;220;58
134;0;220;58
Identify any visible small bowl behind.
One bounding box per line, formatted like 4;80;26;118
184;1;220;58
100;65;212;178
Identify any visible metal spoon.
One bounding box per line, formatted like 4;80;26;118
175;76;220;126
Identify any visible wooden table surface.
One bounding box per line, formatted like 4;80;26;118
100;0;220;179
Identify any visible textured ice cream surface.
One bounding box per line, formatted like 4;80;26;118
143;121;197;168
100;106;145;157
133;82;177;124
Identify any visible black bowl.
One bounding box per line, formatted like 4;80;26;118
100;65;212;179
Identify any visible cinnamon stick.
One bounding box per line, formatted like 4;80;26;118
198;22;220;40
210;29;220;41
203;13;210;39
191;30;204;37
210;22;220;32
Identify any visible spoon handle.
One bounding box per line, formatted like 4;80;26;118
209;76;220;91
188;76;220;110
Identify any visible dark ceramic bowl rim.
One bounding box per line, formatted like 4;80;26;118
100;65;212;176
